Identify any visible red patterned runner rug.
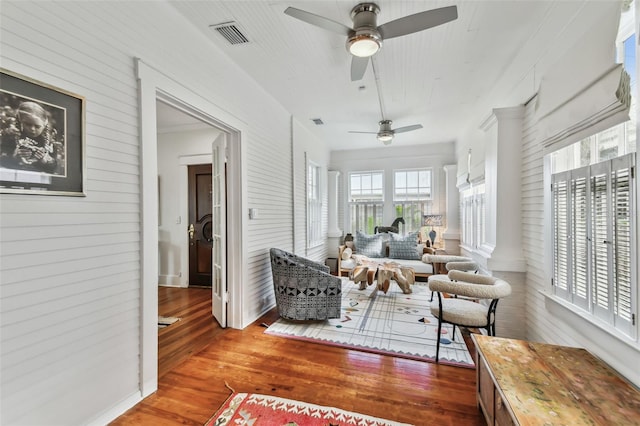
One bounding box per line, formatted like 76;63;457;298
205;392;413;426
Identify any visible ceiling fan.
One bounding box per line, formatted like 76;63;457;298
349;119;423;145
284;3;458;81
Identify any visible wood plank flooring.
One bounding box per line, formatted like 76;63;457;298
111;287;484;426
157;286;223;378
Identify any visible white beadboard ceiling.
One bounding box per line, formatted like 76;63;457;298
165;0;582;150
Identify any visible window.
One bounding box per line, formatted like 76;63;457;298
550;25;637;338
393;169;432;232
307;162;322;248
551;153;636;336
349;171;383;234
460;183;485;250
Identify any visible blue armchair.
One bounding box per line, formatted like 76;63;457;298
269;248;342;320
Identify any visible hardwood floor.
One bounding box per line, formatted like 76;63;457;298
111;287;484;425
157;286;222;378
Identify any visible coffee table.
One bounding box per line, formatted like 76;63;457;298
351;259;415;294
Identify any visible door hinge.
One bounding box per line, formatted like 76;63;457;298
551;278;554;288
632;313;636;326
631;166;635;179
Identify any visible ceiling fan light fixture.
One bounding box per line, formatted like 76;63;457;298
377;131;393;144
347;32;381;57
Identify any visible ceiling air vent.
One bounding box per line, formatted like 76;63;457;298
209;21;249;45
311;118;324;125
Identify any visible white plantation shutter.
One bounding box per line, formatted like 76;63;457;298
590;163;611;320
611;154;635;334
553;173;570;298
571;168;589;309
552;152;636;337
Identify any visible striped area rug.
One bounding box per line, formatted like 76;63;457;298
265;280;474;367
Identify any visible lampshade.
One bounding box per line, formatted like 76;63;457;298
347;33;381;57
423;214;443;227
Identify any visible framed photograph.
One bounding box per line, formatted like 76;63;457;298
0;69;85;196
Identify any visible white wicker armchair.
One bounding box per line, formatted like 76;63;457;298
428;270;511;362
269;248;342;320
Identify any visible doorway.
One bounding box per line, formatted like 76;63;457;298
139;57;245;397
156;103;228;329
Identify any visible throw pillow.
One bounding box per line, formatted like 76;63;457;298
388;231;422;260
355;231;385;258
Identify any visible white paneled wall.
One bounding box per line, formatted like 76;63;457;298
0;1;314;424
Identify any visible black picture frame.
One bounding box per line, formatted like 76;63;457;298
0;69;85;196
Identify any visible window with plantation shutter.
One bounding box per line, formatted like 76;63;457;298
393;169;432;233
552;152;636;337
349;171;384;234
460;183;485;250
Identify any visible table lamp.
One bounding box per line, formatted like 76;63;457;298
423;214;444;246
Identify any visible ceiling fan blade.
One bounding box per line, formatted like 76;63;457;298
348;131;378;134
392;124;423;133
284;7;351;36
351;56;369;81
378;6;458;40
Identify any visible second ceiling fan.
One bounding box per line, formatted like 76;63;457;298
349;120;423;145
284;2;458;81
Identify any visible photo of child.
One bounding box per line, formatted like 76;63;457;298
0;91;66;176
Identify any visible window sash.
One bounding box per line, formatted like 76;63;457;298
393;169;432;200
350;171;384;202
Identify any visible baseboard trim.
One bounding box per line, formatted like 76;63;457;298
86;391;142;426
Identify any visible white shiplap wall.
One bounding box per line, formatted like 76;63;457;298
0;1;325;424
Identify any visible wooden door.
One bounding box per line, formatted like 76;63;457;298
188;164;213;287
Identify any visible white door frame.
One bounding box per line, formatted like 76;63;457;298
137;59;246;397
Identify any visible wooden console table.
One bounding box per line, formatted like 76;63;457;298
472;334;640;425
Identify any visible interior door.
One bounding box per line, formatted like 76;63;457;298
187;164;213;287
211;133;227;328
